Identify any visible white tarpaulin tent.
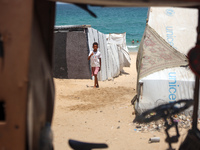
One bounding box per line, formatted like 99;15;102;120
53;25;130;81
106;33;131;71
135;7;199;115
87;27;110;81
87;28;131;81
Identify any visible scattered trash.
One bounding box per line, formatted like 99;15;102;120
134;129;137;131
136;125;141;128
132;111;135;115
150;112;156;116
149;137;160;143
117;126;120;129
133;113;196;133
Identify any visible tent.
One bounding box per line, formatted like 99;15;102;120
53;25;131;81
53;25;91;79
134;7;199;115
88;29;131;80
106;33;131;71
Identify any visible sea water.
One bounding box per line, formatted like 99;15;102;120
55;3;148;52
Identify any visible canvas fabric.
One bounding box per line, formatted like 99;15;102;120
138;25;188;80
135;7;199;115
106;33;131;68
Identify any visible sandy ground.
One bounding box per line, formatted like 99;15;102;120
52;52;189;150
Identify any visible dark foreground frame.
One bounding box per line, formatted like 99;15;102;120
0;0;200;150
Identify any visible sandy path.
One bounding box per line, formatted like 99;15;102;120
52;52;188;150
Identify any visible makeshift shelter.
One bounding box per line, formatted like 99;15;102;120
53;25;91;79
106;33;131;71
134;7;199;115
53;25;131;81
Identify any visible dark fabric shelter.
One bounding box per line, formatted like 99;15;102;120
53;25;91;79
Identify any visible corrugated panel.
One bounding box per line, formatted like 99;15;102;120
54;25;91;30
107;44;114;78
118;47;124;71
108;43;120;77
102;34;110;79
98;32;107;81
87;28;95;52
93;29;99;43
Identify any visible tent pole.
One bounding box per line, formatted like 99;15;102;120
192;75;199;130
192;7;200;130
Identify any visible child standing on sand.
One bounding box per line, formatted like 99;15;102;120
88;42;101;88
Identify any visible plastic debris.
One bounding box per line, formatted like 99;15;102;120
133;113;196;133
149;137;160;143
136;125;141;128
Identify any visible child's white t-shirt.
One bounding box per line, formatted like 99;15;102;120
89;51;101;67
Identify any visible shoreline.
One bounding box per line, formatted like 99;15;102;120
129;51;138;54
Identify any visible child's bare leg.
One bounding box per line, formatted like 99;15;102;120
96;77;99;88
94;75;97;88
94;75;99;88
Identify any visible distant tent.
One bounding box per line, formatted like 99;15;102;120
53;25;91;79
53;25;131;81
106;33;131;71
134;7;199;115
